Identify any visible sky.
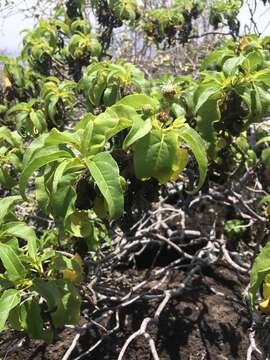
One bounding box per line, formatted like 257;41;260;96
1;13;35;54
0;0;36;55
239;1;270;34
0;1;270;55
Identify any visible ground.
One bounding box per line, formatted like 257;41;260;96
1;178;266;360
1;264;253;360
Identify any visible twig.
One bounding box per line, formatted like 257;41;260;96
117;265;201;360
246;329;262;360
62;333;81;360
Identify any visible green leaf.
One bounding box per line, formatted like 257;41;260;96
196;97;221;158
106;104;133;134
51;159;71;194
66;211;94;238
90;76;107;107
85;152;124;219
29;110;47;133
257;194;270;210
47;95;59;123
103;85;119;107
133;130;186;184
19;298;53;342
0;289;21;331
201;48;234;70
23;134;48;165
195;87;221;114
123;116;152;150
75;113;95;130
89;109;120;155
222;56;245;76
20;145;74;200
33;279;81;328
117;94;158;110
0;196;22;225
45;128;81;150
257;194;270;217
52;280;81;327
88;104;141;155
243;51;263;72
35;175;50;213
251;85;263;120
0;127;21;147
262;148;270;169
80;120;93;156
0;168;17;189
51;254;83;283
178;126;208;193
50;173;77;222
32;279;57;312
256;136;270;145
249;241;270;308
0;243;26;282
254;69;270;87
1;222;37;260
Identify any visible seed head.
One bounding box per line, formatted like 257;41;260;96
157;111;169;123
142;103;153;114
162;84;177;98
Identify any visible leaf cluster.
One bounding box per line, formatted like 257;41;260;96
1;0;270;341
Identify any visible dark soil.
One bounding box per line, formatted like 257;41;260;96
1;263;254;360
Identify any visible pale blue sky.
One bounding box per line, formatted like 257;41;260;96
1;0;270;54
1;13;35;54
1;0;37;55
